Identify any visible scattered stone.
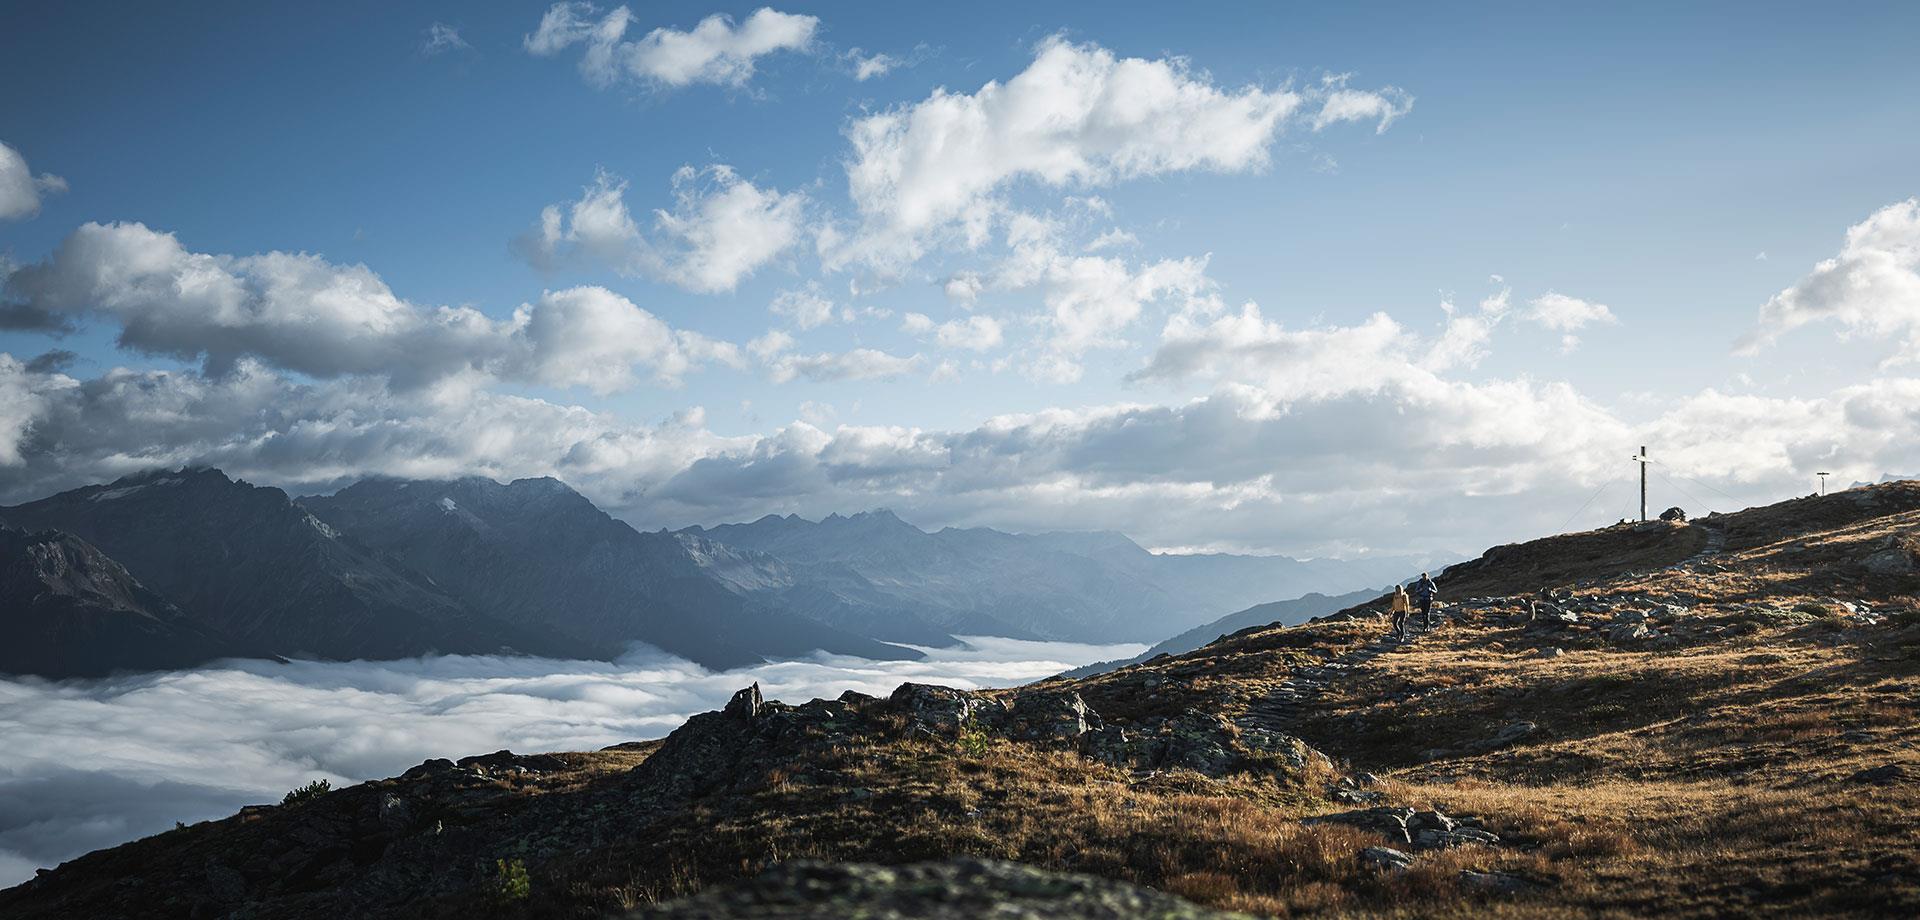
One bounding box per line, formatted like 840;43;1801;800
456;750;569;775
1360;846;1415;873
1481;721;1537;750
630;858;1241;919
1460;869;1542;894
1852;764;1906;785
1310;806;1414;844
1415;826;1502;849
1535;606;1579;625
1609;623;1656;643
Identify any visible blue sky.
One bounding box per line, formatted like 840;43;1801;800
2;1;1918;556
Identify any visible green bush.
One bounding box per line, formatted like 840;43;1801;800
495;858;531;902
956;726;993;758
281;779;332;806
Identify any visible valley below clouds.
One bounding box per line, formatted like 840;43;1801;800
0;637;1140;886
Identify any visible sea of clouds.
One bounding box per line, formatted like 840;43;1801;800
0;636;1140;887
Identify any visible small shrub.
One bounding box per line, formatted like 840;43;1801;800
495;858;531;902
956;726;993;758
281;779;332;806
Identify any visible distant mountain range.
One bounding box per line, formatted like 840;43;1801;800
0;469;1453;679
686;513;1444;644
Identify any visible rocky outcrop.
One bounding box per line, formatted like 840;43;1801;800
1314;805;1506;852
628;858;1246;919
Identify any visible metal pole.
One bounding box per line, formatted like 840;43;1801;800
1640;445;1648;522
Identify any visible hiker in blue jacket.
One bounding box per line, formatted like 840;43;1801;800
1412;572;1438;629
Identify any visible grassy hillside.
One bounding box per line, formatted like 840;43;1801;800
5;483;1917;918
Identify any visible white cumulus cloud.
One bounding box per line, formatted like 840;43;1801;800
1525;291;1617;352
518;166;806;294
826;37;1407;269
1743;198;1920;363
765;348;923;384
902;313;1004;351
525;3;817;89
2;222;734;394
0;141;67;221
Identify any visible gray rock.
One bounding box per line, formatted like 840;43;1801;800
1537;647;1565;658
1240;728;1331;772
1536;606;1579;625
376;794;412;834
1408;810;1454;834
1008;691;1101;741
1471;721;1537;752
1459;869;1540;894
1865;548;1915;575
1157;710;1239;776
724;683;763;721
1311;806;1414;845
629;858;1242;919
1413;826;1501;850
1360;846;1415;873
1852;764;1906;785
889;683;985;736
1609;623;1655;643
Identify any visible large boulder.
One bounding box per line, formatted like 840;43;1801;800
724;683;764;720
889;683;988;737
1006;691;1102;741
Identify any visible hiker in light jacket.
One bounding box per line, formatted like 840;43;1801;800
1388;585;1413;640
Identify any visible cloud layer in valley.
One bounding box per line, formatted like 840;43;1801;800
0;637;1138;886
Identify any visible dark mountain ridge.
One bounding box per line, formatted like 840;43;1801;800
0;468;558;663
299;476;919;668
687;510;1449;643
0;524;246;678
